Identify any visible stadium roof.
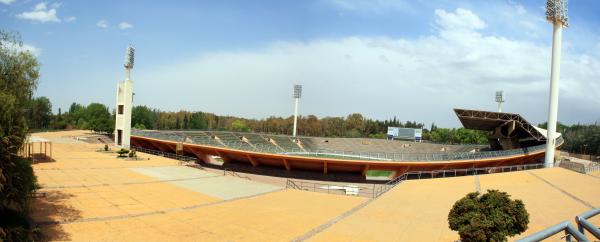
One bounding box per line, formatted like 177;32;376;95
453;109;546;141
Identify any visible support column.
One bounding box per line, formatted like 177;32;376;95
282;158;291;171
293;98;299;137
544;24;563;168
247;155;258;167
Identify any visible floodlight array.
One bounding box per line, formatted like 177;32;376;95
293;84;302;98
546;0;568;27
495;91;504;103
124;45;135;69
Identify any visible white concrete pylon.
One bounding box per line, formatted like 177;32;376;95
115;45;135;149
544;24;563;168
293;97;299;137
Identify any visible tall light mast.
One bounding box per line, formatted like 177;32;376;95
292;84;302;137
495;91;505;112
115;44;135;148
544;0;568;168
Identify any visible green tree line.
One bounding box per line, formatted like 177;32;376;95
27;97;600;151
539;122;600;156
1;31;41;240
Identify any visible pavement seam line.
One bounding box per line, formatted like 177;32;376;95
36;188;284;226
290;182;405;242
39;175;222;190
527;171;594;209
35;165;180;171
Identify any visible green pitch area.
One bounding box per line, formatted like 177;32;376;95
366;170;393;177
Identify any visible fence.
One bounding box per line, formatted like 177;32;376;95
133;129;563;163
559;159;600;174
223;168;250;180
286;179;377;198
132;146;199;164
286;163;545;198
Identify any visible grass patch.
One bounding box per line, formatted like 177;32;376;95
366;170;393;177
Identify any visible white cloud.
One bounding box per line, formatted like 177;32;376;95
118;22;133;30
96;19;108;28
434;8;486;31
65;16;76;22
16;2;61;23
136;8;600;127
1;41;41;56
0;0;15;5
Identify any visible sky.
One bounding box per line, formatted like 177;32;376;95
1;0;599;127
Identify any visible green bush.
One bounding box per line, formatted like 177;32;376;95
116;148;129;157
0;208;40;242
0;158;38;211
448;190;529;242
128;149;137;158
0;30;41;242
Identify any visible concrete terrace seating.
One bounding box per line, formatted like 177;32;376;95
300;137;478;154
209;132;254;150
239;133;278;150
298;137;319;151
134;130;487;159
267;135;303;152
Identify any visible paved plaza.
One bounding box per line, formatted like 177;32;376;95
31;131;600;241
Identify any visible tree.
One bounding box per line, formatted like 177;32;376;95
67;102;85;127
85;103;113;133
231;119;249;132
448;190;529;242
132;105;157;130
28;96;52;129
0;30;40;239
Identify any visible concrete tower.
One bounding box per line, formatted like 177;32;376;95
292;84;302;137
115;45;135;148
544;0;568;168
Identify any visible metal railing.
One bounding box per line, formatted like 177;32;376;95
518;207;600;242
516;221;587;242
286;179;377;198
133;129;564;163
286;163;545;198
559;159;600;174
576;208;600;240
223;168;250;180
133;146;199;163
585;163;600;174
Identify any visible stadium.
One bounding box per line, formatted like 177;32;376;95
129;108;560;181
7;0;600;241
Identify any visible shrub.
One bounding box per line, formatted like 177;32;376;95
128;149;136;158
104;144;109;151
116;148;129;157
0;158;38;211
448;190;529;242
0;208;40;242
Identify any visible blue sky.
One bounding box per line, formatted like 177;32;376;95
1;0;599;127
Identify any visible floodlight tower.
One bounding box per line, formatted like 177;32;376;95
292;84;302;137
495;91;505;112
544;0;568;168
114;44;135;148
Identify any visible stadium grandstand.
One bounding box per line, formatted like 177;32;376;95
130;108;562;179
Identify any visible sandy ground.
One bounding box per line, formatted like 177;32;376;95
29;130;600;241
30;130;366;241
310;168;600;242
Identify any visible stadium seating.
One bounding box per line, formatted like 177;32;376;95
266;135;304;152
